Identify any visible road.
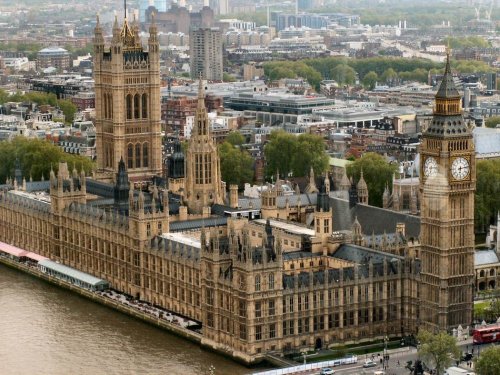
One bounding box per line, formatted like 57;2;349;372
380;40;446;63
297;338;487;375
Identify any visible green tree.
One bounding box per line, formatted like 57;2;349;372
330;64;357;86
0;89;10;104
25;92;57;106
225;131;245;146
417;330;460;375
362;71;378;90
291;133;329;178
475;346;500;375
223;72;236;82
475;159;500;232
488;298;500;319
264;131;297;178
264;131;329;179
0;137;94;184
381;68;398;84
219;142;254;187
57;99;77;124
485;116;500;128
346;153;397;207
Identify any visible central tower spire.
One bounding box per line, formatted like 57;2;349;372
183;78;224;213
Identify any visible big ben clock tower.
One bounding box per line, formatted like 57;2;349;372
419;51;476;332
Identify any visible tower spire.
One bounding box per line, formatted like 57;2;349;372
124;0;127;19
198;74;205;109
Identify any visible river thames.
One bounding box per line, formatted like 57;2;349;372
0;264;251;375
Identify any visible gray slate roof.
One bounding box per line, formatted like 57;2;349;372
333;243;405;265
169;217;228;232
475;250;500;266
330;197;421;239
473;127;500;155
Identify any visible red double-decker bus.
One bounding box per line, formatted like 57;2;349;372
473;324;500;344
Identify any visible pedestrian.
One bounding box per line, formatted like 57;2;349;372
397;360;400;366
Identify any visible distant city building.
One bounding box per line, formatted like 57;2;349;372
139;0;167;22
36;47;71;71
190;28;223;81
145;2;214;34
224;93;335;125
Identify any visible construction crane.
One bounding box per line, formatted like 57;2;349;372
485;0;494;20
475;0;483;21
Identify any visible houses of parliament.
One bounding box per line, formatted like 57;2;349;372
0;15;476;365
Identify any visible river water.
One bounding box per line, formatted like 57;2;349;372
0;264;251;375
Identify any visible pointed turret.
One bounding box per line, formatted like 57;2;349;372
93;14;105;55
148;11;159;53
14;157;22;187
436;49;460;101
114;157;130;207
383;183;390;209
340;168;351;191
357;169;368;204
426;49;468;136
197;75;206;111
304;166;318;194
410;186;418;215
352;216;363;246
112;15;121;42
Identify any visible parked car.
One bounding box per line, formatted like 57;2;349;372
320;368;335;375
363;360;377;368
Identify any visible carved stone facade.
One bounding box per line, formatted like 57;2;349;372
183;80;224;214
93;15;162;182
0;27;476;367
419;52;476;332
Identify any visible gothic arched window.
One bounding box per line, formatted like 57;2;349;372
108;93;113;119
268;274;274;290
127;144;133;169
255;275;261;291
103;93;108;118
135;143;141;168
126;94;132;120
142;94;148;118
142;142;149;168
134;94;140;119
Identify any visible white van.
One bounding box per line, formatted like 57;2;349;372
373;371;385;375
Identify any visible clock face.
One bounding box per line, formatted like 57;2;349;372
451;157;470;180
424;157;438;177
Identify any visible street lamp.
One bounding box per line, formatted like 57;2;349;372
383;336;389;370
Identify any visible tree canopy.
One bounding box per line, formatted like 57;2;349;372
417;330;460;375
346;153;397;207
0;90;77;124
485;116;500;129
264;56;493;91
219;141;254;188
475;346;500;375
475;159;500;232
264;131;329;179
0;137;94;184
362;71;378;90
225;131;245;146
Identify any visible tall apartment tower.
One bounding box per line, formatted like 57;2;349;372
93;15;162;182
189;27;223;81
183;79;224;213
419;51;476;332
